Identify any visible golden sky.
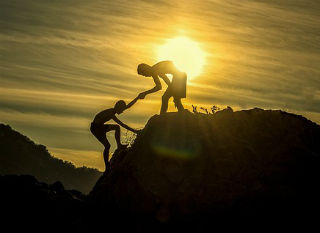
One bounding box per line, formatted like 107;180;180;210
1;0;320;171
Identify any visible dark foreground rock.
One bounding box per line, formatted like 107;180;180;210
0;174;87;231
1;109;320;232
89;109;320;231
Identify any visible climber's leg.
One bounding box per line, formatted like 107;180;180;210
90;123;114;170
107;124;126;150
102;141;111;169
160;88;172;114
173;97;184;112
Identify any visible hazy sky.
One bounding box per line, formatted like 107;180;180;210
1;0;319;170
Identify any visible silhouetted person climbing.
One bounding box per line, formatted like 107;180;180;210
137;60;187;114
90;97;139;171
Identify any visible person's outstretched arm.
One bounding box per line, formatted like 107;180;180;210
126;96;139;110
113;116;138;133
139;75;162;99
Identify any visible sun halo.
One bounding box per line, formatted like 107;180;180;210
157;36;206;80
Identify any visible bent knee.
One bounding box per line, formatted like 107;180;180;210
114;125;120;132
104;143;111;150
101;140;111;149
162;94;170;101
108;124;120;131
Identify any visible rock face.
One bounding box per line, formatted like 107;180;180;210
89;109;320;231
1;109;320;232
0;174;87;231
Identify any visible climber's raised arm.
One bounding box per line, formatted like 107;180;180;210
126;96;139;110
138;75;162;99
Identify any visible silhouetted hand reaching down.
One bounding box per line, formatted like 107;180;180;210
138;93;147;99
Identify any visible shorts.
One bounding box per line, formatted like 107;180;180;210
90;122;110;142
171;72;187;98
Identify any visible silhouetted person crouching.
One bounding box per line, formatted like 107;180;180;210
90;98;139;171
137;60;187;114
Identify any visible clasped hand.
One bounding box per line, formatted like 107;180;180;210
138;92;147;99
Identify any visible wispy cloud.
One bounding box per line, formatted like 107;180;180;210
1;0;319;169
49;147;104;171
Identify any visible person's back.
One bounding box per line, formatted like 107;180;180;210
137;60;187;114
153;60;187;104
152;61;186;97
93;108;115;124
152;60;178;75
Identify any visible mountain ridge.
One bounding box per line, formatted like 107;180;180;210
0;123;102;194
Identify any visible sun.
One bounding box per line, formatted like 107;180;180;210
157;36;206;80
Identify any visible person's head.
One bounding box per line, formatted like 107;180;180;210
137;63;152;77
114;100;126;114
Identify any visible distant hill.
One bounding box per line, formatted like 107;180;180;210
0;123;102;194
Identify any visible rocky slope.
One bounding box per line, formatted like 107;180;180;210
89;109;320;231
1;109;320;232
0;174;87;231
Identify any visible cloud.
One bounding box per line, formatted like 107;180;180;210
49;147;104;171
1;0;319;169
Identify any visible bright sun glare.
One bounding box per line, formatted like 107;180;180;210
157;36;206;80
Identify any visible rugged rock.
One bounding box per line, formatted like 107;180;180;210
1;109;320;232
89;109;320;231
0;174;87;231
